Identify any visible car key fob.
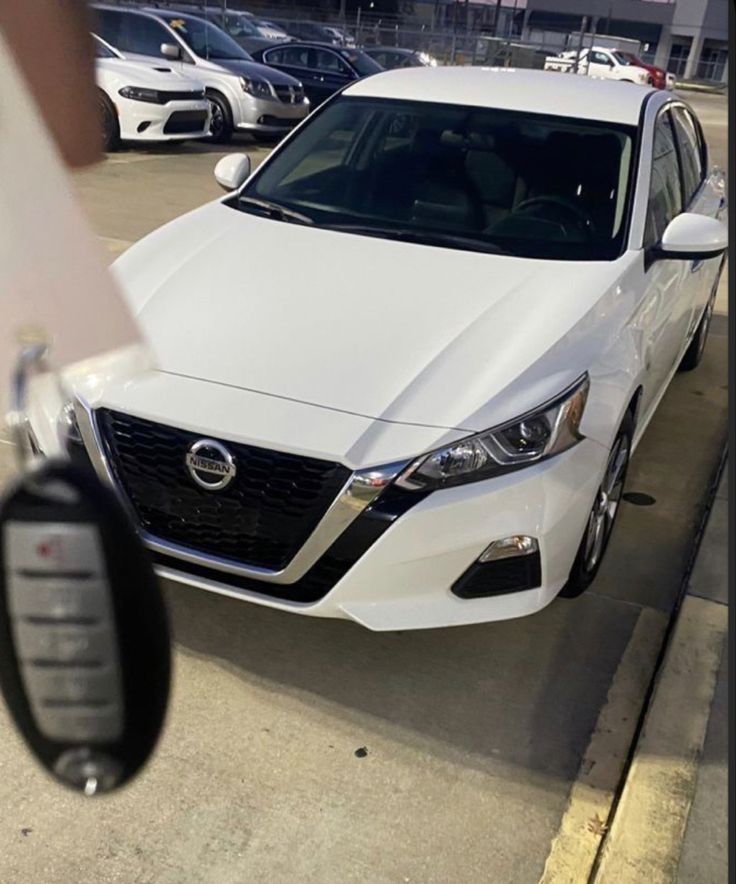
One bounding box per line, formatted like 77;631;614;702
0;458;170;795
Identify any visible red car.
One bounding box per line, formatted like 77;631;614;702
620;52;668;89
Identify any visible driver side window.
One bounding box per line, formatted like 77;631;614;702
644;112;683;248
590;51;612;66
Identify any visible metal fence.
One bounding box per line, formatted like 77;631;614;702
96;0;728;83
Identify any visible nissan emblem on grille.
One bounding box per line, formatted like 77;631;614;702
185;439;236;491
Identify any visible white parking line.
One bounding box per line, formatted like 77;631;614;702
538;606;668;884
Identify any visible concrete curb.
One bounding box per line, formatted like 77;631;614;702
591;594;727;883
674;82;727;94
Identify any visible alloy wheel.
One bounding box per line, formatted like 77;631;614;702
209;100;224;139
582;434;629;573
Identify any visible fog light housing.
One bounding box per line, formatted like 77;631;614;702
479;535;538;563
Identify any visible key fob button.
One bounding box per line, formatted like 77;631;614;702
5;522;103;575
8;576;112;621
13;622;113;665
25;667;119;705
35;706;123;743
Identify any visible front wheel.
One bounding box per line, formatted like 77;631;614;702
98;91;119;152
679;289;716;372
560;413;633;598
207;93;233;144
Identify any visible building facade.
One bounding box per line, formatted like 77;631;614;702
520;0;728;81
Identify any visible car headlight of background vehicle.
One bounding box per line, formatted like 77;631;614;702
240;76;274;100
397;375;589;491
118;85;164;104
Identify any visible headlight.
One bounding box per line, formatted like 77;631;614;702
118;85;162;103
240;76;274;100
396;375;589;491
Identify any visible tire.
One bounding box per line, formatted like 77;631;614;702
679;286;717;372
560;412;634;598
98;90;119;152
207;92;233;144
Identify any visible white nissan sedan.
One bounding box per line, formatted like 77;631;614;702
45;68;728;631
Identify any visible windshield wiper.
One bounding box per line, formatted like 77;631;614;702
321;224;511;255
237;196;314;225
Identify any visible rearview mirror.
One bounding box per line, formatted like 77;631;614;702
160;43;181;60
655;212;728;260
214;153;252;191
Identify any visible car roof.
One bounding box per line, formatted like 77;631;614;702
344;66;658;125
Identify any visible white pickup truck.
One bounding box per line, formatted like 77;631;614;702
544;47;652;85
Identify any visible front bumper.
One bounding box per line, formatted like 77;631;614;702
116;97;211;141
233;93;310;132
150;438;607;630
73;405;608;631
35;372;609;631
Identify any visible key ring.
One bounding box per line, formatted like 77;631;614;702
5;342;73;471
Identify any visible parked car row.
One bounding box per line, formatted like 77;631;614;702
90;5;676;153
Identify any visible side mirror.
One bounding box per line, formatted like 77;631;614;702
655;212;728;261
214;153;252;191
160;43;181;60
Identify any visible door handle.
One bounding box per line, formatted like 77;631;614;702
691;259;704;272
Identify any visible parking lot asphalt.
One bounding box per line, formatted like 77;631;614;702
0;92;728;883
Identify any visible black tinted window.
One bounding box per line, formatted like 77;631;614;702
671;106;705;205
313;49;350;75
94;9;125;47
267;46;309;66
644;112;683;247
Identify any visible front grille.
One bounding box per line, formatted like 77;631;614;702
152;484;427;603
163;110;208;134
159;90;206;103
96;410;351;571
274;84;305;104
257;114;301;128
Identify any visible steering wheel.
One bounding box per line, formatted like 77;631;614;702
513;195;596;238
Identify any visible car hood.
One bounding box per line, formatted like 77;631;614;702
113;201;627;432
203;57;302;85
95;57;204;89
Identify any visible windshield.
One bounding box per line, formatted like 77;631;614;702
164;14;250;60
211;12;260;37
338;48;383;76
611;50;633;65
237;97;636;260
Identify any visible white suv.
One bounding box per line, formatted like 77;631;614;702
40;69;727;631
94;35;210;149
93;5;310;142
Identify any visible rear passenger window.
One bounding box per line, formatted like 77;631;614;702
644;112;683;248
268;46;309;67
670;105;705;205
